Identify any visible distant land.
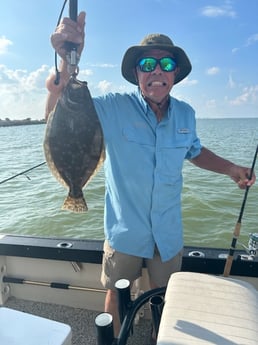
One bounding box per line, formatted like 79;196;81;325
0;118;46;127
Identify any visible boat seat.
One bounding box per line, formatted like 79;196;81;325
157;272;258;345
0;307;72;345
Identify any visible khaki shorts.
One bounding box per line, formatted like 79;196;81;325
101;240;183;289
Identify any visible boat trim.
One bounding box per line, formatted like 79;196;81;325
0;234;257;277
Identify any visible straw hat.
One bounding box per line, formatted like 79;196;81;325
121;33;192;85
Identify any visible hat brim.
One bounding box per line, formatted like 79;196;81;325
121;44;192;85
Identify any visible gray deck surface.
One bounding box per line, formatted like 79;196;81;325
5;297;152;345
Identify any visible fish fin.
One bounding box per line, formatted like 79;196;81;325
62;195;88;213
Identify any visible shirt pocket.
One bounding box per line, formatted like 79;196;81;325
122;126;155;147
160;137;190;181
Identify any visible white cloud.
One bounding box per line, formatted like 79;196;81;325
228;74;236;89
0;64;51;120
0;64;49;90
232;33;258;54
206;99;216;108
78;68;93;78
0;36;13;55
229;85;258;106
178;77;198;86
232;47;239;54
89;63;117;68
97;80;113;94
201;5;236;18
246;33;258;47
24;65;50;90
206;67;220;75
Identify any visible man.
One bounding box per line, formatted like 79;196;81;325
46;12;256;339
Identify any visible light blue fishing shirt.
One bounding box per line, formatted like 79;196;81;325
93;89;202;262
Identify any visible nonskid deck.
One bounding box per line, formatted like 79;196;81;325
4;296;152;345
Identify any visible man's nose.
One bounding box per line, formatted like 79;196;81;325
152;63;163;73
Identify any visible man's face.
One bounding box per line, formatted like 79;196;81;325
135;49;179;103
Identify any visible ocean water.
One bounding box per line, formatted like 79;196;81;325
0;118;257;249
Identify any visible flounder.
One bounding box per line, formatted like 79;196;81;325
44;76;104;212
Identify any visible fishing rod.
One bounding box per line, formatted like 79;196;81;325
54;0;79;84
66;0;79;76
3;275;106;294
0;162;46;185
223;144;258;277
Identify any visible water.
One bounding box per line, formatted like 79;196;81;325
0;118;257;249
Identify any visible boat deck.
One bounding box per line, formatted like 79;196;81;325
5;297;152;345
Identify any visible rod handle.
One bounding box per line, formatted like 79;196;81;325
65;0;79;66
223;254;233;277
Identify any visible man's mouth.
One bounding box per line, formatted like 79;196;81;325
147;81;167;87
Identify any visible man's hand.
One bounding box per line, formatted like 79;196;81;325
229;164;256;189
51;11;86;61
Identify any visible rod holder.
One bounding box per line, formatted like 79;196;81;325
115;279;132;324
149;295;164;338
95;313;115;345
116;287;166;345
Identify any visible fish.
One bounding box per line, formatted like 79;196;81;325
44;76;104;213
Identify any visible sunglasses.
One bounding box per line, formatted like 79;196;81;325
137;57;177;73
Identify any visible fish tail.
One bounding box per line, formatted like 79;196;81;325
62;195;88;213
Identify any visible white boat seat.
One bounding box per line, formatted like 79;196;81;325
157;272;258;345
0;307;72;345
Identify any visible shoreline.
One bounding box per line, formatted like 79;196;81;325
0;119;46;127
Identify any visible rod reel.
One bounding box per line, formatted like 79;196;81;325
241;232;258;257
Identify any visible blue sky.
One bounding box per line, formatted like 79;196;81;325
0;0;258;120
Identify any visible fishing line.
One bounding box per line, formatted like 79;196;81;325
223;143;258;277
0;162;46;185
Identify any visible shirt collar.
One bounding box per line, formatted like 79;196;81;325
136;87;174;118
136;87;148;113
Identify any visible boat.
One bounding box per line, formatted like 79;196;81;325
0;233;257;344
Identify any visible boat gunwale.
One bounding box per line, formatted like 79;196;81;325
0;234;257;277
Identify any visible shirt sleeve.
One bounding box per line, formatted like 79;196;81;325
186;136;202;160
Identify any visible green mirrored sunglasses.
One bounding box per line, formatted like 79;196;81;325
137;57;177;73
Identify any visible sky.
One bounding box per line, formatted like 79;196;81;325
0;0;258;120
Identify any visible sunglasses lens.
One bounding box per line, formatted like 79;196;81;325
160;57;177;72
138;57;177;73
138;58;156;72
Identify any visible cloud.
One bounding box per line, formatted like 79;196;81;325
232;47;239;54
200;5;236;18
178;77;198;86
0;36;13;55
228;74;236;88
232;33;258;54
246;33;258;47
206;67;220;75
89;63;117;68
229;85;258;106
78;69;93;78
24;65;50;90
0;64;49;90
206;99;216;108
0;64;51;120
97;80;113;94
